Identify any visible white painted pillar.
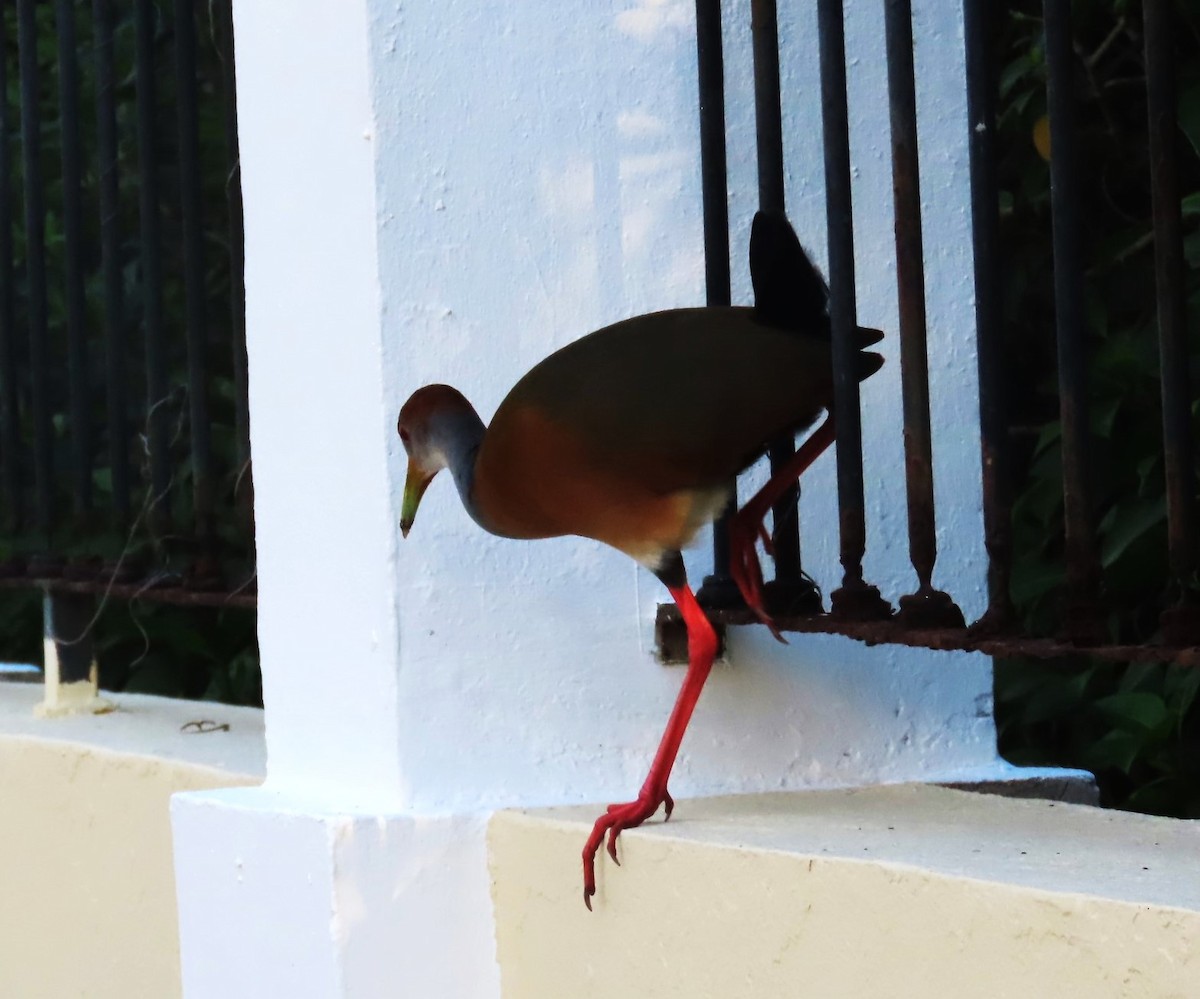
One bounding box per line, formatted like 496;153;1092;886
173;1;1023;996
172;3;499;996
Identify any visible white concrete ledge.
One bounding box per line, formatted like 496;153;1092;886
490;785;1200;998
0;681;266;776
0;683;264;999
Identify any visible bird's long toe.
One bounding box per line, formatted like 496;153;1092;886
729;517;768;614
581;788;672;909
729;513;787;641
757;521;775;557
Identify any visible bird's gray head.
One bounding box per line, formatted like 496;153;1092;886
396;384;480;537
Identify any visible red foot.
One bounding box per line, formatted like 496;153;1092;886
723;416;835;642
728;507;785;642
581;786;674;910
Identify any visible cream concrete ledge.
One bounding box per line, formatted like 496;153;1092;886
0;682;264;999
490;785;1200;999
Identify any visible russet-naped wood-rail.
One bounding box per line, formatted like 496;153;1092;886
398;211;883;908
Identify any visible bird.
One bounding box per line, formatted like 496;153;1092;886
397;210;883;908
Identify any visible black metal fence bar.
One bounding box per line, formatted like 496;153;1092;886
692;0;739;607
751;0;786;211
135;0;170;523
884;0;963;629
1042;0;1104;643
0;572;256;608
56;0;91;519
694;0;731;314
174;0;215;568
0;12;19;536
17;0;53;546
751;0;805;599
1143;1;1199;645
817;0;889;620
962;1;1014;632
95;0;130;528
884;0;932;585
217;2;249;470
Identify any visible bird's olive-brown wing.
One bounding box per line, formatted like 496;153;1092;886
493;307;839;495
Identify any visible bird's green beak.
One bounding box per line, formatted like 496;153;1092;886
400;459;434;538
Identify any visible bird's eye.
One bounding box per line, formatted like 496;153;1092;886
399;427;411;444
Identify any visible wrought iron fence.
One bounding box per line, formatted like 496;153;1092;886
0;0;250;615
2;0;1195;679
660;0;1200;667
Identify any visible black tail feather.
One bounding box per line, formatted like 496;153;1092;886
750;209;829;331
750;210;884;361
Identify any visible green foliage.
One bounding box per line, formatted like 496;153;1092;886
997;657;1200;816
993;0;1200;817
0;587;41;665
94;601;260;705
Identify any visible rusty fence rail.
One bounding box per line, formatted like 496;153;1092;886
664;0;1200;666
0;0;250;620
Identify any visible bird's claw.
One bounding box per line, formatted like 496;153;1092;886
582;786;672;910
606;827;622;864
728;507;784;639
757;522;775;558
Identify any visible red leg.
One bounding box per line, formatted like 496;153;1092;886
728;416;836;637
582;583;718;910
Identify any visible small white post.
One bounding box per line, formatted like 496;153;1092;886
36;591;112;718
